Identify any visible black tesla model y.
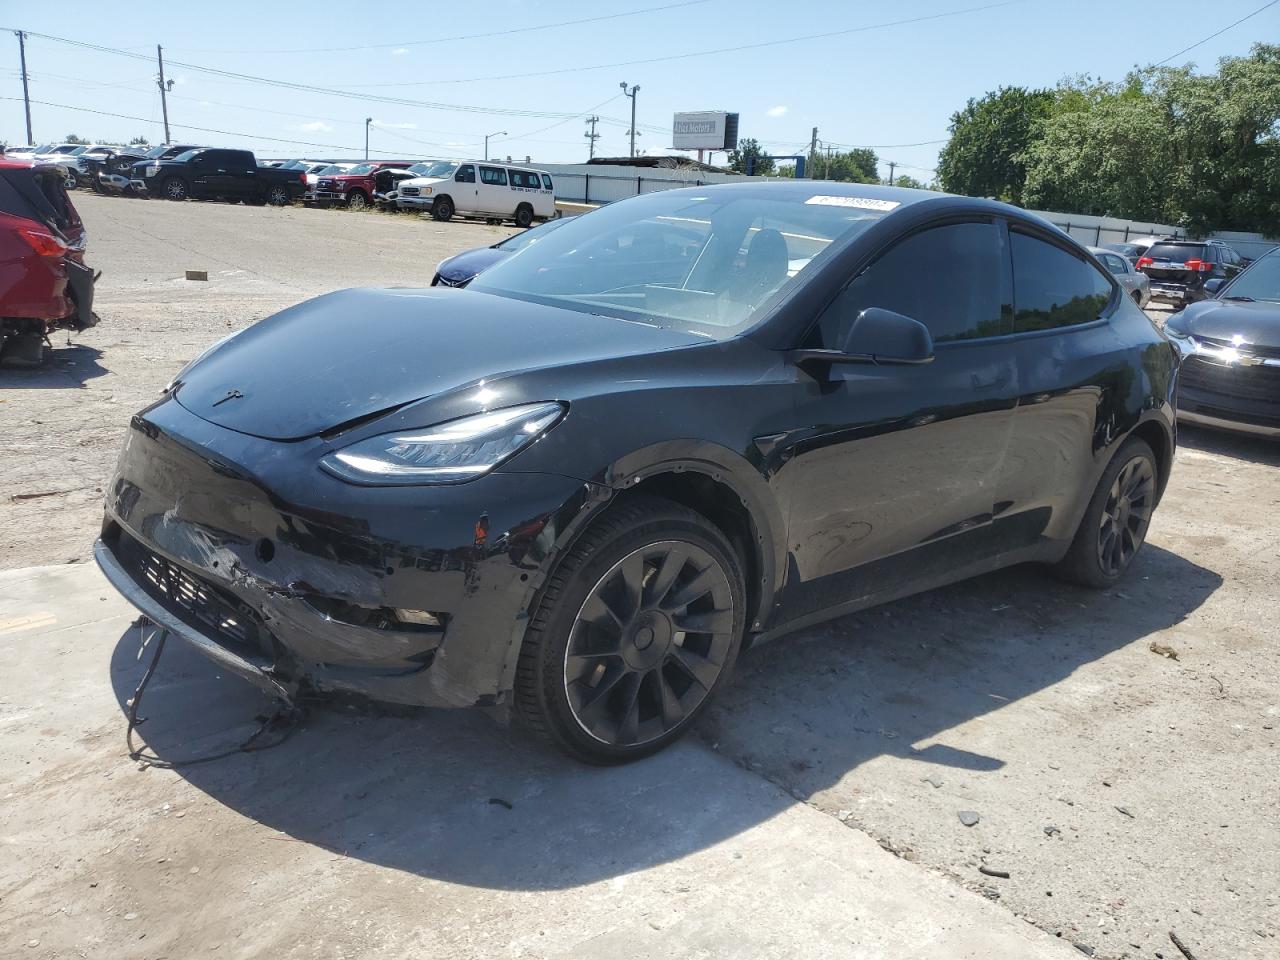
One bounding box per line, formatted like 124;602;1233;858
97;182;1178;762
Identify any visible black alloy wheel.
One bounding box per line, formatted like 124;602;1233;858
163;177;188;201
1055;436;1157;587
1097;455;1155;577
515;496;745;763
266;185;290;206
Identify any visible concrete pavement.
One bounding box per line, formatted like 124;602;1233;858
0;561;1078;959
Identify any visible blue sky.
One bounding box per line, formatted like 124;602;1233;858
2;0;1275;178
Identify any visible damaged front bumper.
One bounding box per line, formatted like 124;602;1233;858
98;396;604;709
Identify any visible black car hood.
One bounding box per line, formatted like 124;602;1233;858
174;287;706;441
437;247;510;283
1174;298;1280;347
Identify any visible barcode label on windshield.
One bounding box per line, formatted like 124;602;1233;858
805;196;900;211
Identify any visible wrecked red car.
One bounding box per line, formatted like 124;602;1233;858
1;158;97;367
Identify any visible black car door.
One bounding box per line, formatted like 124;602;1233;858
773;218;1018;628
992;225;1126;552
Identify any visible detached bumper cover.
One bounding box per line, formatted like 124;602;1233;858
99;396;603;708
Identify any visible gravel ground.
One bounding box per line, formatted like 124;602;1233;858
2;192;1277;959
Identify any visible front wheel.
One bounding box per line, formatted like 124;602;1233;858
432;195;455;221
515;496;745;764
1055;437;1157;588
346;190;368;211
162;177;189;201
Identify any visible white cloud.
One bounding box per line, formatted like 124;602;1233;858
766;105;788;118
392;47;408;56
296;121;333;133
374;121;418;129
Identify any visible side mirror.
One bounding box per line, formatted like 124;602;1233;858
841;307;935;364
1203;278;1225;297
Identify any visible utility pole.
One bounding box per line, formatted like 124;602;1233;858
619;82;640;158
365;117;373;159
808;126;818;179
584;115;600;160
155;45;172;144
484;130;507;161
15;31;33;146
887;161;896;186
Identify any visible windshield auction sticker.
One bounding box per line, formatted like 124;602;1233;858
805;196;901;211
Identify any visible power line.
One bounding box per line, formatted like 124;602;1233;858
350;0;1032;87
169;0;712;54
1152;0;1279;66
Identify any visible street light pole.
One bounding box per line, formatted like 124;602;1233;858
365;117;373;160
484;131;507;161
619;82;640;158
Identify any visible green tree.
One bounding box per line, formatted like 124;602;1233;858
64;133;87;144
893;174;926;190
129;135;151;146
811;147;879;183
936;86;1054;204
772;163;796;178
728;138;775;176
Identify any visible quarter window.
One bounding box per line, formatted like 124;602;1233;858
480;166;508;186
1011;232;1114;332
813;221;1008;347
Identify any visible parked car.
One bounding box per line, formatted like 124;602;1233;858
302;162;353;202
1090;246;1150;308
432;215;576;287
94;182;1176;763
1138;238;1246;306
1164;246;1280;437
312;161;412;210
372;164;430;210
1105;239;1156;267
76;147;149;194
0;159;96;366
397;160;556;226
130;148;307;205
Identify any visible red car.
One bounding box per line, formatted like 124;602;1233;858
311;160;413;210
1;158;96;366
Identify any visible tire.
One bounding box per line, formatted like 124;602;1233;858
162;177;189;201
514;203;534;228
265;185;291;206
432;195;455;222
1054;437;1157;588
346;190;368;211
1132;290;1144;306
514;495;746;764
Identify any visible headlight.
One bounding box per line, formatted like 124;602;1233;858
146;164;159;176
320;402;565;485
422;186;433;195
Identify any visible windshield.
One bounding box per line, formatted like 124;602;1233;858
469;188;891;337
1221;250;1280;302
345;163;377;175
495;216;574;252
416;161;458;179
405;161;439;176
171;149;203;163
1147;243;1207;262
50;145;80;154
143;146;167;158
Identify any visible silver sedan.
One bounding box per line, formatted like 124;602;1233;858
1091;246;1150;308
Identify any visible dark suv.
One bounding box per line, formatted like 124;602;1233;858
1139;239;1245;306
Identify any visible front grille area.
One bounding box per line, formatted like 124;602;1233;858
1194;335;1280;360
1180;356;1280;404
113;529;272;659
399;185;420;196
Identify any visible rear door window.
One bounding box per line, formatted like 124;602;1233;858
1011;232;1114;332
1099;253;1128;275
814;221;1009;347
480;166;508;186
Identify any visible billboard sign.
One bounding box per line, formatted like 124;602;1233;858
672;111;739;151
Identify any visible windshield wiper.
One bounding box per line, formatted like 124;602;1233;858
1221;295;1255;302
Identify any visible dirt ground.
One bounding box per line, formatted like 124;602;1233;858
2;193;1277;959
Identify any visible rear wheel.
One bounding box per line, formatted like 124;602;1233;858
515;496;745;763
432;195;455;221
162;177;189;201
514;203;534;228
1055;437;1157;588
266;185;291;206
1132;290;1143;305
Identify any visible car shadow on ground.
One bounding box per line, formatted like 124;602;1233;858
1;343;108;388
108;544;1220;892
1176;423;1280;467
